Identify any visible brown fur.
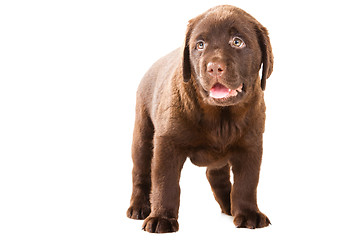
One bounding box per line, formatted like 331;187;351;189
126;5;273;233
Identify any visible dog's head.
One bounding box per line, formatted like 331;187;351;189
183;5;273;106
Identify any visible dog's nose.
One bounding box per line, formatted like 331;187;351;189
207;62;226;77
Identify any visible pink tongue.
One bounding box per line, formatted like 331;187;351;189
209;83;231;99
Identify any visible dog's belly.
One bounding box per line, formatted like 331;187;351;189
189;148;230;168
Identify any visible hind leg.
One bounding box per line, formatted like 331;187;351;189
127;105;154;220
206;164;232;215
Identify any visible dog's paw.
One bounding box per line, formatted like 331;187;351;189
126;204;150;220
234;210;270;229
142;216;179;233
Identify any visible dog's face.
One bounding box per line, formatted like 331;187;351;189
183;6;273;106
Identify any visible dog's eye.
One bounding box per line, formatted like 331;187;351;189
232;37;245;48
196;41;205;50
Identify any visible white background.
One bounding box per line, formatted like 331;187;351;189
1;0;360;239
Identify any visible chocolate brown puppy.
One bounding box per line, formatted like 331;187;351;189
127;5;273;233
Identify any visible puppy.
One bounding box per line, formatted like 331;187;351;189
127;5;273;233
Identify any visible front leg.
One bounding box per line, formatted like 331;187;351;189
206;165;231;215
142;136;186;233
230;147;270;229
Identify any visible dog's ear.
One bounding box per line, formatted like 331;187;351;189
255;24;273;91
182;20;195;83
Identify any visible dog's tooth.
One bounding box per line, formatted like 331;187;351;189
237;83;243;92
229;89;238;97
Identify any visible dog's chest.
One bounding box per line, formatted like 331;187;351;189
200;108;245;146
204;118;241;147
187;116;244;167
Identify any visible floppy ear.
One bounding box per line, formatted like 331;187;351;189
182;43;191;82
182;21;194;83
256;25;273;91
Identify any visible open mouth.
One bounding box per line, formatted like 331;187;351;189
209;83;244;100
